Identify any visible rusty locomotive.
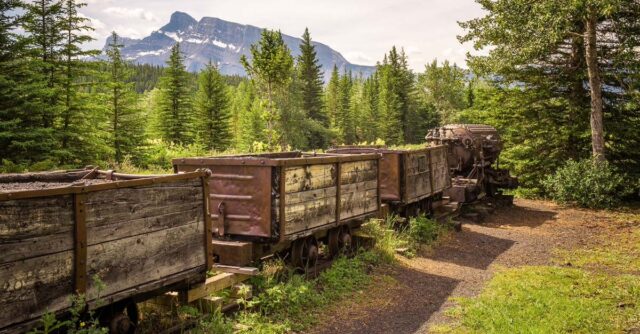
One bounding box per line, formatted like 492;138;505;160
425;124;518;203
0;124;516;334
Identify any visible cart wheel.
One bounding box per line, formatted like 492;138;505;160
291;238;305;269
327;228;341;258
291;236;318;272
339;226;352;254
302;236;319;271
107;301;138;334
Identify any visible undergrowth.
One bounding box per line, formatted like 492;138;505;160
194;250;386;333
195;215;450;333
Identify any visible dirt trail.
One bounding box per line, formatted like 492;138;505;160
309;199;611;334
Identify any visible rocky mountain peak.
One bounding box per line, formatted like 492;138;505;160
162;11;198;32
105;11;375;81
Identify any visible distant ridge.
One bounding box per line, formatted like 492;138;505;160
105;11;376;80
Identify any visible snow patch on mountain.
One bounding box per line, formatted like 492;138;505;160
104;11;375;80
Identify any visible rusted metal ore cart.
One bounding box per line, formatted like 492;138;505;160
0;169;213;334
327;146;452;217
173;152;381;269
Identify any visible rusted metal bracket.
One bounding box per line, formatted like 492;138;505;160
80;166;99;180
278;166;286;242
201;175;214;271
74;192;88;294
217;202;226;237
335;162;341;226
428;150;435;195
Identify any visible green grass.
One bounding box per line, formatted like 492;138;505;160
556;229;640;275
434;212;640;334
434;266;640;334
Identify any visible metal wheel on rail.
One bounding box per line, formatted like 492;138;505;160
291;236;318;272
100;299;139;334
328;226;353;258
339;226;353;255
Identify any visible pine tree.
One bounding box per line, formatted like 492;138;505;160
58;0;104;163
324;65;340;139
196;61;231;151
0;0;55;165
240;29;294;149
417;60;467;124
22;0;65;130
377;55;402;145
349;76;365;142
338;71;355;144
297;28;327;149
229;81;255;148
361;73;381;142
156;43;193;144
459;0;640;190
105;32;144;164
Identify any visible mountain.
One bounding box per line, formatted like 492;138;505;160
105;11;376;80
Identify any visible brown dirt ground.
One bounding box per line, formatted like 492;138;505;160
308;199;637;334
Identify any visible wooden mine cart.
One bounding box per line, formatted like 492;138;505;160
173;152;381;269
327;146;452;216
0;169;213;334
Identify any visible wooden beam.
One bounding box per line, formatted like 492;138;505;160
212;265;259;276
186;273;249;303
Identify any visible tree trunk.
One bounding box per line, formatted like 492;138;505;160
584;11;606;162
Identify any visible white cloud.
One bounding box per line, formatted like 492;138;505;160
111;26;145;39
344;51;375;66
103;7;158;22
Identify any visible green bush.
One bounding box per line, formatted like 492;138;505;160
409;214;446;244
543;158;633;209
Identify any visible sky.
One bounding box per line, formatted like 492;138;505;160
80;0;486;71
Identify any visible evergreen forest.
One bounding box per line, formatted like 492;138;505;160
1;0;639;197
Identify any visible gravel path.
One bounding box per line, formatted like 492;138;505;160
310;199;607;334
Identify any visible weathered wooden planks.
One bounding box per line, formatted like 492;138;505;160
285;164;336;193
284;188;337;234
430;146;450;192
283;164;338;235
404;152;433;202
0;250;74;331
86;220;205;298
282;159;379;235
0;196;74;240
340;160;378;184
340;180;378;219
0;175;209;332
340;161;379;220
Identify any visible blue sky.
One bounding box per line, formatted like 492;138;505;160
80;0;486;70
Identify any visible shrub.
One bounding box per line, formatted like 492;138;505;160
409;214;446;244
543;158;633;209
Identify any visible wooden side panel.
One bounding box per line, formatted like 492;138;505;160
285;164;336;193
430;147;451;193
0;251;74;332
86;221;205;297
283;164;337;235
0;195;75;331
0;178;208;332
404;151;433;202
340;160;379;220
0;196;74;263
84;179;206;298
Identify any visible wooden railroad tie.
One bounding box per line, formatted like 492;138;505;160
146;267;258;313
